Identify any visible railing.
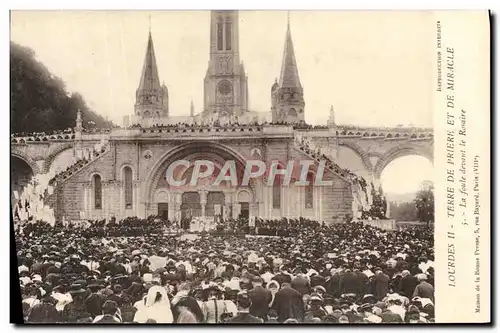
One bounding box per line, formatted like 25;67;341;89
48;146;110;187
11;133;76;143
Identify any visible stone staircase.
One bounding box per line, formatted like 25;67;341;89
48;146;110;188
293;139;356;182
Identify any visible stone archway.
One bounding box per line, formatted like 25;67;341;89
11;155;37;204
143;141;250;219
144;141;248;202
337;140;374;175
42;143;74;173
373;145;434;181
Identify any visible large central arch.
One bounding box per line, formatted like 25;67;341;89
144;141;249;203
373;145;434;180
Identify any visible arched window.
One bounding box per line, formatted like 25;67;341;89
272;176;281;209
124;167;133;209
217;20;223;51
305;173;314;209
289;108;297;116
93;174;102;210
225;22;232;50
143;111;151;118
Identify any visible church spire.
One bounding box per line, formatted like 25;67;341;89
137;31;161;92
279;13;302;89
190;100;194;117
271;13;305;124
135;28;169;119
328;105;336;127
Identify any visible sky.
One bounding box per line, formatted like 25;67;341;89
10;10;434;194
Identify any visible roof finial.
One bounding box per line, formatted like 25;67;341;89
328;105;336;127
148;14;152;33
287;11;290;29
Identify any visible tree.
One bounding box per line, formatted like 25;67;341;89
414;182;434;227
10;42;114;133
389;201;417;220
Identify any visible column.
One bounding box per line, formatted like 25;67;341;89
257;181;265;218
281;184;287;217
297;186;302;217
318;187;324;223
168;194;176;222
133;181;140;218
83;182;90;219
199;190;207;217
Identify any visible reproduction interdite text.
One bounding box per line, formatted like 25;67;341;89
438;19;482;314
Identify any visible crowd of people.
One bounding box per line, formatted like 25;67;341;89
16;214;434;324
11;128;75;139
128;120;331;131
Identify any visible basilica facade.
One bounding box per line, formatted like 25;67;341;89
38;10;357;225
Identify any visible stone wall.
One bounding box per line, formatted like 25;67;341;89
48;137;354;224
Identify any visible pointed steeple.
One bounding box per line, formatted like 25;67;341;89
137;31;161;92
190;101;194;117
328;105;336;127
279;13;302;89
135;28;169;119
75;109;83;131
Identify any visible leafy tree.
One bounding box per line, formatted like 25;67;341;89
389;201;418;220
414;182;434;226
10;42;114;134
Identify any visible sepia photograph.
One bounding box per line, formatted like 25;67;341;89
11;9;464;324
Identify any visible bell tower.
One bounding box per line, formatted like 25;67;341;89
203;10;248;117
135;29;169;120
271;13;305;123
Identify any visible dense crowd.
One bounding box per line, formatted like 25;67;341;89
11;128;74;139
16;216;434;324
11;127;111;139
129;120;331;130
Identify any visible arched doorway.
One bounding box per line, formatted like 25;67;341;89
145;141;249;220
11;156;34;204
181;192;201;220
237;190;251;219
379;155;433;220
155;190;169;221
206;191;225;217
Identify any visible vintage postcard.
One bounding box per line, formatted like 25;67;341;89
9;10;490;324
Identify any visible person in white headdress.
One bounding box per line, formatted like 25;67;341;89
133;285;173;323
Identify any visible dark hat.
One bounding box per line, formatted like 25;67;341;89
88;283;105;292
309;292;323;303
252;276;263;283
68;283;86;295
52;285;65;293
236;291;251;308
74;280;87;287
102;300;118;315
359;303;373;312
314;285;326;293
362;294;377;304
374;301;387;310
